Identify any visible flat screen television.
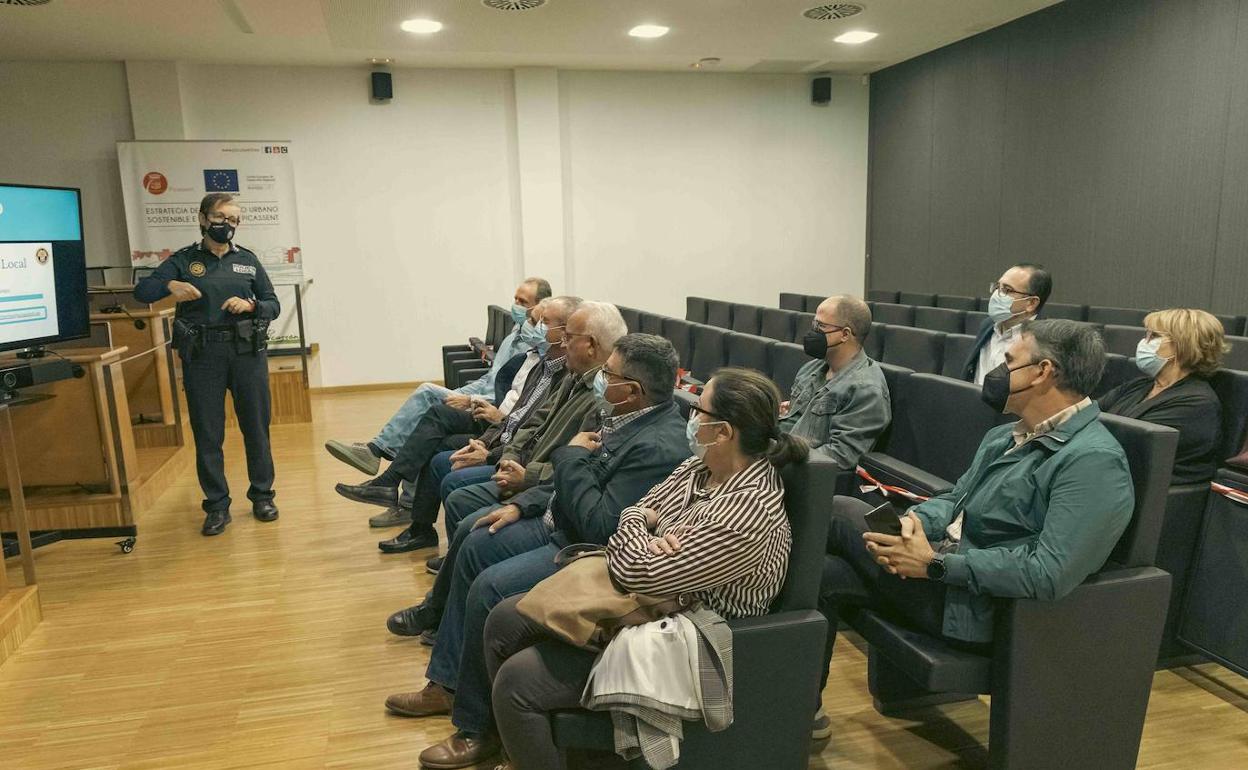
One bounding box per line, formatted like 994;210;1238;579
0;183;90;354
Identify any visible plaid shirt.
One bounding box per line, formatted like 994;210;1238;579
501;354;566;445
542;404;663;530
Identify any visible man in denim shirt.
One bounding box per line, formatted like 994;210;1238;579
780;295;891;469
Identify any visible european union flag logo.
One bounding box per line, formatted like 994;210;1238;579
203;169;240;192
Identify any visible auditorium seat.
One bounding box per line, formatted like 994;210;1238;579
730;303;763;335
726;331;773;375
867;289;899;304
1088;306;1150;326
872;302;915;327
1094;353;1140;398
795;312;816;340
1042;302;1087;321
552;456;839;770
1213;313;1246;336
1101;325;1144;357
898;291;936;307
706;299;732;330
851;413;1177;770
689;323;729;380
771;342;809;396
963;310;989;335
1180;467;1248;676
638;311;664;337
1224;336;1248;372
617;305;640;333
935;294;978;311
881;326;944;374
803;294;826;313
685;296;709;325
661;317;694;370
863;322;885;361
759;307;795;343
914;306;966;334
940;333;977;380
779;292;805;312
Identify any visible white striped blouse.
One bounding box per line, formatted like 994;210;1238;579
606;456;791;619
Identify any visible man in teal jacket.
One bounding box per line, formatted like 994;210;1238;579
812;320;1134;737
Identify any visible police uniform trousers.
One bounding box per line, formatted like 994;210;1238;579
182;339;275;513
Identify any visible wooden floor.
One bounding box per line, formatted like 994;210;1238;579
3;389;1247;769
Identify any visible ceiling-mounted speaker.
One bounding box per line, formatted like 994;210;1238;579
812;76;832;105
371;71;393;101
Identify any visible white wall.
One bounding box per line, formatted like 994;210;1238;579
560;71;868;318
1;61;869;387
0;62;135;269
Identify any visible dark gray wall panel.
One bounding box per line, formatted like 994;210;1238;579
869;0;1248;314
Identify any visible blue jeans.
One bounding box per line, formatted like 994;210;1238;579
372;382;452;455
439;466;497;523
425;503;554;689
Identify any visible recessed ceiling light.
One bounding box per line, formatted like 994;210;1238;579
629;24;670;39
401;18;443;34
834;30;878;44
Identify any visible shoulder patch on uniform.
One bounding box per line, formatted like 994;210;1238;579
232;263;257;276
189;261;206;277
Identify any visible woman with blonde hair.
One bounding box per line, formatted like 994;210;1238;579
1099;308;1226;483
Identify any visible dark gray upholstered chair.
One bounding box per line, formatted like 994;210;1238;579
706;300;732;330
779;292;806;311
850;413;1177;770
936;294;979;311
685;297;710;325
1101;325;1144;358
1092;353;1140;398
617;305;641;334
549;455;840;770
803;294;827;313
1224;335;1248;372
1212;313;1246;336
662;317;694;371
880;326;945;375
1041;302;1087;321
639;311;664;337
730;304;763;336
1088;306;1150;326
873;302;915;327
914;306;966;334
898;291;936;307
770;342;809;397
941;334;977;380
863;322;885;361
759;308;795;343
867;289;900;304
689;323;729;381
964;310;990;334
725;331;773;375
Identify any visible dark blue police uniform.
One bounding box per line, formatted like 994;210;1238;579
135;241;280;526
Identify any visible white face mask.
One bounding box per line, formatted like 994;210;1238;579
686;413;725;460
987;290;1028;324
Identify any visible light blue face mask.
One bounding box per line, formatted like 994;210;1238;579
987;290;1027;324
1135;336;1171;378
594;369;634;415
511;304;529;327
685;413;725;460
518;321;548;352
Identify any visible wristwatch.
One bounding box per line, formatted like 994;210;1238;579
926;552;947;581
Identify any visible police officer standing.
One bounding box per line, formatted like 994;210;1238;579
135;193;280;536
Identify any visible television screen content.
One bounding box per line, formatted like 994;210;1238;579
0;184;90;354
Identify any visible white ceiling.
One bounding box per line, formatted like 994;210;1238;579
0;0;1061;74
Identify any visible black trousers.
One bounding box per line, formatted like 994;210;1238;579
818;497;987;697
389;402;477;524
182;340;274;513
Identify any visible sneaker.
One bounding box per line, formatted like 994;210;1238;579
325;439;381;475
369;507;413;528
811;709;833;741
426;555;444;575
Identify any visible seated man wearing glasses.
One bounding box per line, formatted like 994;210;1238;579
781;294;891;469
962;263;1053;384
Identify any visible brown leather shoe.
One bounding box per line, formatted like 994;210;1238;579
418;731;501;769
384;682;453;717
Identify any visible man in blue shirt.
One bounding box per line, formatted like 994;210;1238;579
325;278;551;476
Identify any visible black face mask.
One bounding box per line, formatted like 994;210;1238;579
205;221;236;245
802;329;844;359
980;361;1040;414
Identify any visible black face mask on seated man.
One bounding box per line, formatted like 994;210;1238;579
802;328;845;359
980;360;1040;414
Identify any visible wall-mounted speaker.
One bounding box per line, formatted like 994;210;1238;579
371;71;393;101
812;76;831;105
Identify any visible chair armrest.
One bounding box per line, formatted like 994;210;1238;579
859;452;953;497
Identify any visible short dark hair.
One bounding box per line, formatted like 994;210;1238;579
1015;263;1053;310
198;193;236;235
524;277;553;301
1021;319;1105;397
614;333;677;405
708;368;809;469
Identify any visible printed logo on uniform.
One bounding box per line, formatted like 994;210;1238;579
189;261;206;277
35;247;49;265
232;263;257;276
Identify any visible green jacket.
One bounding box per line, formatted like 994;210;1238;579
913;403;1134;643
501;366;603;487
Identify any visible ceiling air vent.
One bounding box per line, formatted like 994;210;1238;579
1;0;53;5
482;0;546;10
802;4;864;21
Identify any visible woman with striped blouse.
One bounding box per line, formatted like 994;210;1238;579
480;368;809;770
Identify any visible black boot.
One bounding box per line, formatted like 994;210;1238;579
202;510;232;536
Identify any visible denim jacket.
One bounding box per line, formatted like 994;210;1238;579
779;350;891;469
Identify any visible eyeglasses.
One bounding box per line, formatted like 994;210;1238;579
689;403;725;421
559;331;594;344
990;281;1034;300
602;366;646;393
1143;330;1169;343
208;213;242;226
812;320;850;335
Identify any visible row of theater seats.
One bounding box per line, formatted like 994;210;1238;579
440;301;1246;767
704;295;1248;373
